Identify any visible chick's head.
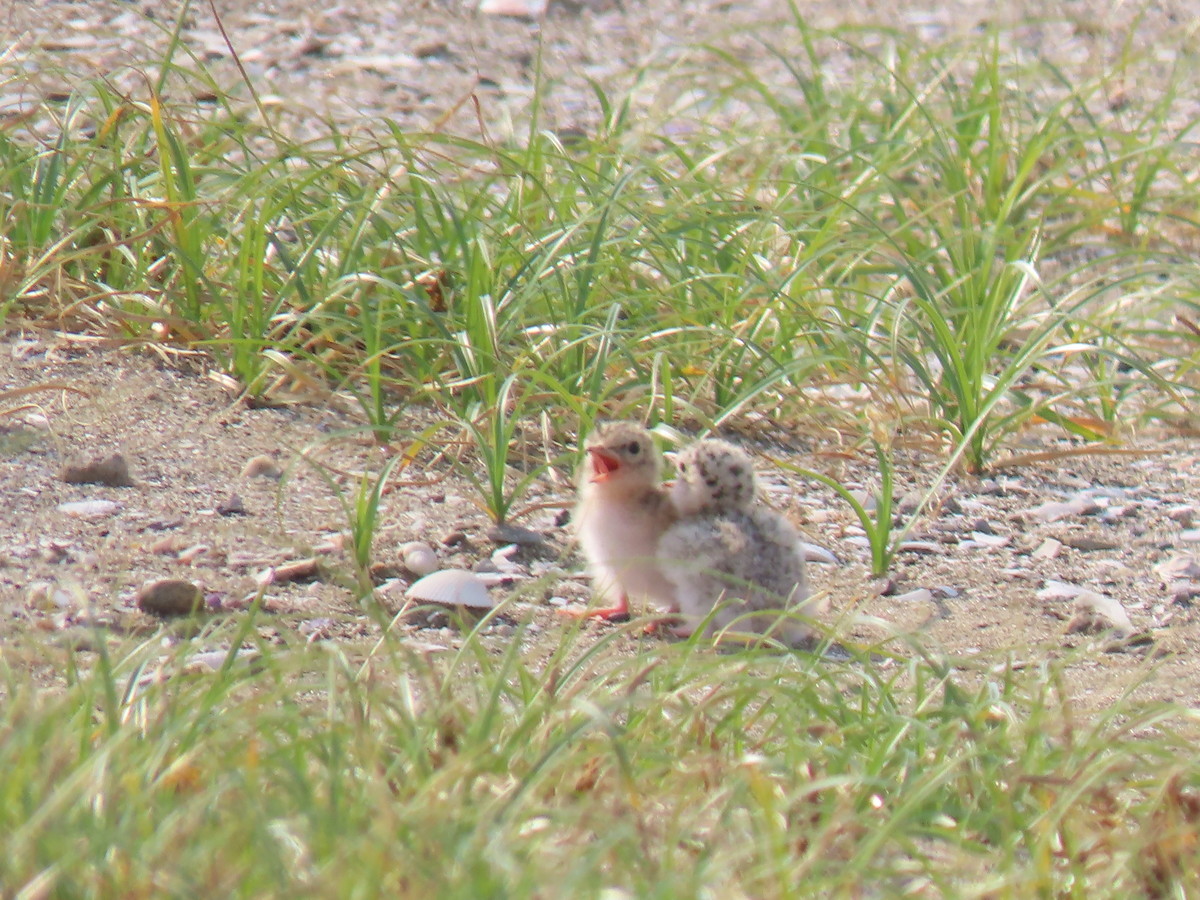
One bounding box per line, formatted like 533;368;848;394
581;421;661;489
671;438;757;515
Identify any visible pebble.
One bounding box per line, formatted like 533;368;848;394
441;530;469;548
58;499;120;519
965;531;1010;549
298;617;336;641
137;579;204;617
241;455;283;479
60;453;134;487
180;649;262;675
1032;538;1063;560
217;493;246;516
1155;555;1200;582
892;588;934;605
1060;534;1120;552
1172;583;1200;605
932;586;961;599
1180;530;1200;543
1066;591;1135;639
1167;505;1196;527
486;522;545;546
897;540;940;555
150;535;181;555
1028;495;1099;524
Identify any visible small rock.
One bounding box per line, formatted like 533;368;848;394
964;531;1010;549
241;455;283;479
60;453;134;487
892;588;934;605
1060;534;1120;552
1031;538;1063;560
299;617;336;641
931;585;961;599
1171;583;1200;605
1066;590;1135;639
442;530;469;548
58;499;120;519
486;522;545;546
1028;495;1099;524
897;540;940;555
180;649;262;675
150;535;181;555
1180;530;1200;543
875;576;901;596
137;579;204;617
1155;556;1200;583
1166;505;1196;527
217;493;246;516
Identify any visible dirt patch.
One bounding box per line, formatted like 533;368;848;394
3;333;1198;712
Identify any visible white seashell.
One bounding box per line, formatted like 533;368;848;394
401;541;439;577
490;543;523;574
800;542;840;565
405;570;493;609
58;499;120;518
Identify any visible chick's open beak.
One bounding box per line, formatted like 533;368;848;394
587;447;621;483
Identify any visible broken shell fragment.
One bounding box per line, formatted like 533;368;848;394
401;541;439;577
405;569;493;609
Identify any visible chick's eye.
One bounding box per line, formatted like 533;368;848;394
627;441;641;455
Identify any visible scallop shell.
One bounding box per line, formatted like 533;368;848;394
401;541;439;577
405;570;493;609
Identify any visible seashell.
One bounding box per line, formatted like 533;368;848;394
401;541;439;577
800;542;839;565
405;570;493;609
58;499;120;519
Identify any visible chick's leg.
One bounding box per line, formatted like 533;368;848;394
560;592;631;622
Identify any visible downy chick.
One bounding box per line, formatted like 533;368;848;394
659;438;815;645
571;421;679;620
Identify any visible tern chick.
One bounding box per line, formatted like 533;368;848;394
571;421;679;620
660;438;815;645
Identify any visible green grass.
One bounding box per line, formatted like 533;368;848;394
3;618;1200;898
5;5;1200;896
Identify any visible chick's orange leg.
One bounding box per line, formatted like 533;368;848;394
559;592;631;622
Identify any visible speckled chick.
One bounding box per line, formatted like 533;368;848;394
660;439;815;645
571;421;679;620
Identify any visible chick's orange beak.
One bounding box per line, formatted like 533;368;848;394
587;447;621;483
